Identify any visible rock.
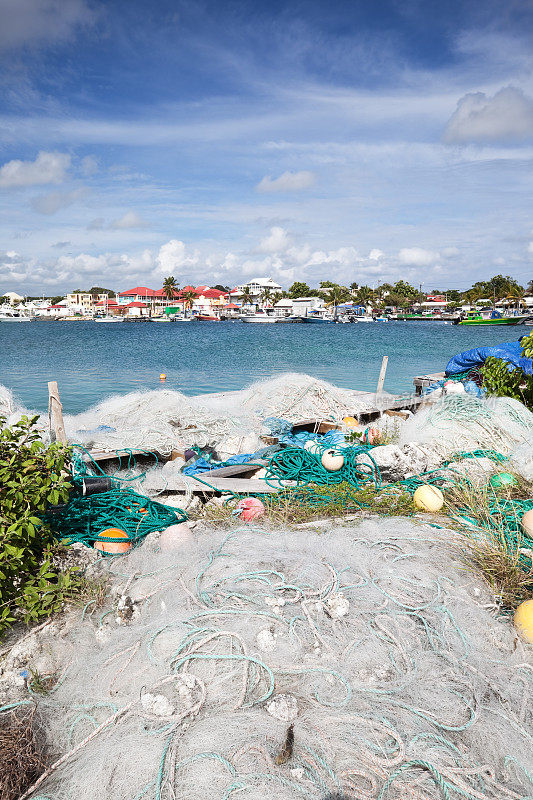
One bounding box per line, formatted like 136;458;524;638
266;693;299;721
141;692;175;717
369;445;406;481
51;542;100;573
325;593;350;618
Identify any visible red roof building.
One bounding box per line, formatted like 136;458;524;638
124;301;147;308
119;286;155;298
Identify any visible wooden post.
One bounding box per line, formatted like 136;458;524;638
48;381;67;444
376;356;388;395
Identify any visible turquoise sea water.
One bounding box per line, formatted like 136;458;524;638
0;319;524;414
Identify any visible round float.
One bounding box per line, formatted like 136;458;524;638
321;449;345;472
94;528;132;554
413;485;444;513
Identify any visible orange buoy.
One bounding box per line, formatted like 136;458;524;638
94;528;131;554
160;373;167;381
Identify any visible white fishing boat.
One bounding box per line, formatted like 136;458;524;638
241;310;278;323
150;316;171;323
0;307;32;321
94;315;123;323
353;315;374;323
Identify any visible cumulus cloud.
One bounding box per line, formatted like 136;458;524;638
444;87;533;144
30;187;87;214
255;170;316;193
154;239;199;275
258;226;291;253
398;247;439;266
368;248;384;260
0;0;95;53
0;151;70;188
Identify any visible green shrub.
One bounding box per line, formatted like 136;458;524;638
0;415;88;636
480;332;533;409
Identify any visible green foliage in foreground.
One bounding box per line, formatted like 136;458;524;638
480;332;533;410
0;416;90;637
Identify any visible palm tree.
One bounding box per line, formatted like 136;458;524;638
503;289;526;313
325;285;348;314
163;276;179;300
355;285;374;307
240;285;254;308
181;289;197;316
260;287;273;308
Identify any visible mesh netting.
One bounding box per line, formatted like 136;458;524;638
12;519;533;800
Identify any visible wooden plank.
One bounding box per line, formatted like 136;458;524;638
292;419;340;434
165;476;288;494
48;381;67;444
357;395;425;424
81;448;164;464
376;356;388;394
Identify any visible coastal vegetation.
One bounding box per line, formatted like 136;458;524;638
481;331;533;410
0;417;95;637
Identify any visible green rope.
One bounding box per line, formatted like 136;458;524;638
45;489;187;549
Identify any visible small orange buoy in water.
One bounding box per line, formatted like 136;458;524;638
160;373;167;381
94;528;131;554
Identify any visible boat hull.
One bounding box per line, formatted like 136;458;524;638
458;318;521;326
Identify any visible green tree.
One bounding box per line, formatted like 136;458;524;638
240;286;254;306
288;281;311;298
181;289;197;313
163;276;179;300
51;296;64;305
260;287;273;308
87;286;116;298
355;285;374;305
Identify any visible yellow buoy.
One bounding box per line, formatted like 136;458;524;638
321;449;344;472
413;485;444;513
521;509;533;537
343;416;359;428
514;599;533;644
160;373;167;381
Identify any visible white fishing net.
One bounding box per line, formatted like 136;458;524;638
20;518;533;800
61;374;378;458
399;394;533;457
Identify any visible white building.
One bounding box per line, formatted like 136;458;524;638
1;291;24;302
273;298;294;317
230;277;282;303
291;297;326;316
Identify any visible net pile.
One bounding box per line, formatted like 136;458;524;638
399;394;533;458
64;390;249;456
20;519;533;800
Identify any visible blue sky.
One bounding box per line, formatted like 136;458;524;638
0;0;532;294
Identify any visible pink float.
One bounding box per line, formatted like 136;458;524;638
236;497;265;521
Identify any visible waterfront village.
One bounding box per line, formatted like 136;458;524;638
1;273;533;321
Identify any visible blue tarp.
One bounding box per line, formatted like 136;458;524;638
445;338;532;376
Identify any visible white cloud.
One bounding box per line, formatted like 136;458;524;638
0;0;95;53
0;151;70;188
444;87;533;145
87;211;148;230
398;247;440;266
528;242;533;256
154;240;199;276
30;187;87;214
258;226;291;253
368;248;384;260
255;170;316;193
109;211;148;230
80;155;99;176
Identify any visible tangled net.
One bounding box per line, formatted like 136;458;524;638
400;395;533;457
16;519;533;800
